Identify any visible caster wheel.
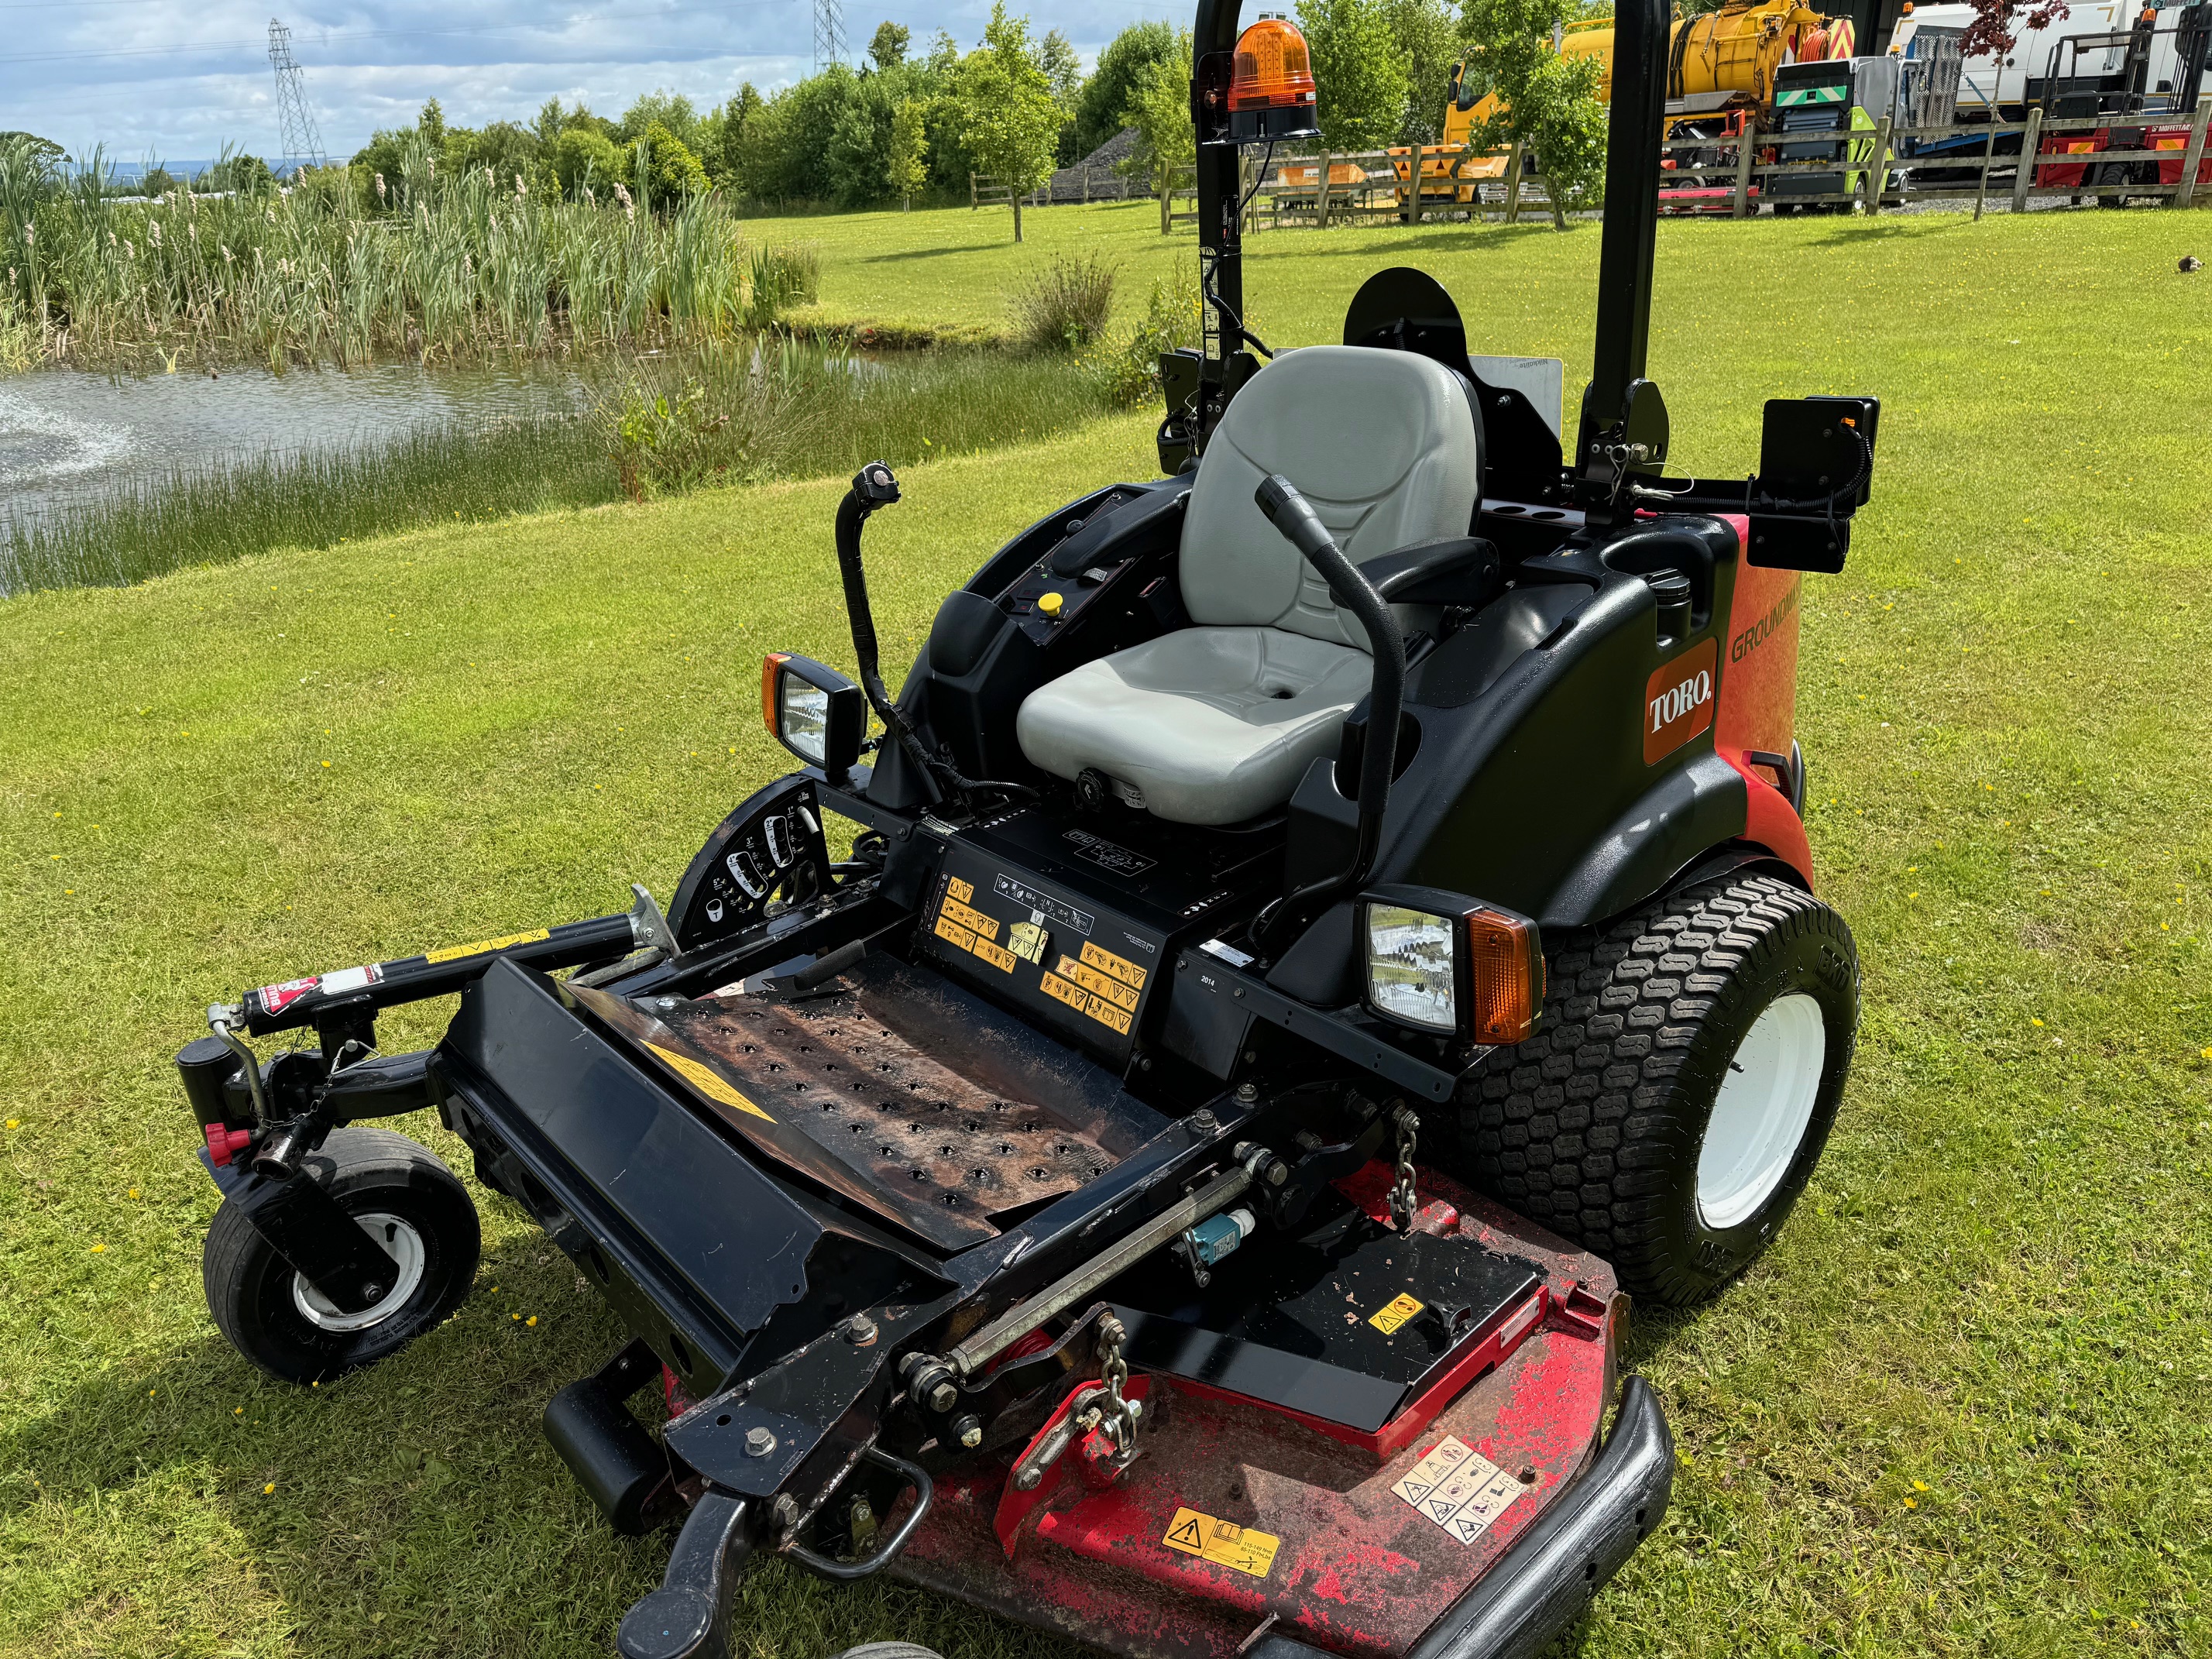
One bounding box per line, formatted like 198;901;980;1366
202;1127;480;1382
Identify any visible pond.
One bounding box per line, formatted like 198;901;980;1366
0;360;598;531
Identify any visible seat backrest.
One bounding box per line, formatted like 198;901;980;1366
1179;345;1482;650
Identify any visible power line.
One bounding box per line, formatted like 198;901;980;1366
267;17;328;167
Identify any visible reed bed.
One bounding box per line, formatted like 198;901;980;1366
0;139;810;370
2;344;1120;594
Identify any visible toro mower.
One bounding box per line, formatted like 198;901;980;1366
174;2;1879;1655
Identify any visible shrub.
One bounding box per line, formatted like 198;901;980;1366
1086;262;1200;405
1010;252;1117;352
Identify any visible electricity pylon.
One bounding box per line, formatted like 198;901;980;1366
267;18;328;171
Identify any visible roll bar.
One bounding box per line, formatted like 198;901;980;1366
1189;0;1674;522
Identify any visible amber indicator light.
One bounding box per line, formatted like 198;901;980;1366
1230;18;1317;111
1467;908;1542;1045
761;652;790;739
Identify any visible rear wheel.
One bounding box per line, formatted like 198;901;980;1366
202;1127;480;1382
1449;874;1858;1305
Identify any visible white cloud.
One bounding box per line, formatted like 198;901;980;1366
2;0;1181;161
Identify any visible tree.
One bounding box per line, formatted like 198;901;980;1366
636;121;712;205
870;20;911;68
953;2;1063;241
887;98;929;208
417;99;447;147
1297;0;1411;153
1959;0;2069;58
1120;36;1194;205
551;125;628;198
707;84;764;188
1074;20;1183;157
1039;27;1086;163
619;91;705;152
139;163;180;198
1461;0;1606;226
1381;0;1461;145
202;152;276;196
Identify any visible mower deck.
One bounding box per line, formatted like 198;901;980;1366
894;1174;1644;1659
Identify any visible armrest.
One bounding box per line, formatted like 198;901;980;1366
1046;479;1191;578
1359;536;1503;606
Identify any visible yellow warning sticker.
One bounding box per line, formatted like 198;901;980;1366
646;1043;775;1122
1079;940;1148;991
1162;1508;1280;1578
941;896;1001;941
1370;1293;1426;1335
1042;971;1135;1035
424;928;551;964
935;914;977;953
1007;920;1049;964
1040;970;1089;1012
1054;955;1140;1012
946;876;975;904
970;935;1018;974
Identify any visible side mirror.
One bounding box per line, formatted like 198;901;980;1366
761;653;866;784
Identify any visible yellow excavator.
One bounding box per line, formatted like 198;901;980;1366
1393;0;1856;211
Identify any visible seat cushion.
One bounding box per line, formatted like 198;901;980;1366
1016;627;1370;826
1179;345;1482;651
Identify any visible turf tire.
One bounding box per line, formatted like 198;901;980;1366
1452;872;1858;1305
202;1126;479;1383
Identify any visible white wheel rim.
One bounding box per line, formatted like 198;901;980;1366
292;1211;425;1332
1695;994;1826;1231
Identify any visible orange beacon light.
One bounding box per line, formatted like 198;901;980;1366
1228;15;1321;143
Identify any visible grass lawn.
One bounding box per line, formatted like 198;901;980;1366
5;201;2211;1658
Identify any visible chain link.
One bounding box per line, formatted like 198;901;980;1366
1095;1314;1138;1454
1389;1106;1420;1231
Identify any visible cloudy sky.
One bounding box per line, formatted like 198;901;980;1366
2;0;1182;166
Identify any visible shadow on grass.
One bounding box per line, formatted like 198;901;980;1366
0;1199;1087;1658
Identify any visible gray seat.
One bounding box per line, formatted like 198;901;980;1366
1016;345;1482;826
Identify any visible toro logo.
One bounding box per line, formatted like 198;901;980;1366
1643;638;1718;764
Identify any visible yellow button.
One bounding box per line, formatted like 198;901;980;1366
1037;591;1064;617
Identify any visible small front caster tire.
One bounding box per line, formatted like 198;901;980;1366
202;1127;480;1383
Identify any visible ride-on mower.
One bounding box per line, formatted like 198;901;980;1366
176;1;1878;1654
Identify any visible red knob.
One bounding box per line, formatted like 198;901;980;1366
204;1124;253;1168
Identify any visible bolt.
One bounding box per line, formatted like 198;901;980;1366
1234;1081;1258;1103
744;1426;777;1458
771;1493;799;1533
1014;1465;1044;1492
843;1313;878;1345
953;1414;984;1449
656;997;678;1011
1187;1107;1218;1142
926;1380;959;1413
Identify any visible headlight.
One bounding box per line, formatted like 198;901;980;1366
761;653;866;781
1361;888;1544;1046
1366;905;1459;1032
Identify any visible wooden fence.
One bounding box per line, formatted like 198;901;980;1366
1126;98;2212;232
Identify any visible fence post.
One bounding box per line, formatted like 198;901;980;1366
1972;120;1995;220
2012;106;2043;212
970;171;977;209
1503;139;1525;224
2173;95;2210;208
1317;149;1333;230
1863;115;1893;213
1732;126;1756;218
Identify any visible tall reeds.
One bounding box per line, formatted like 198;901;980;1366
0;136;815;370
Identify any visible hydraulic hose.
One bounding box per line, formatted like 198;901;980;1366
833;462;1034;813
1249;474;1406;953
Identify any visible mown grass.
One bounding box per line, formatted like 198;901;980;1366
2;345;1121;594
2;202;2210;1659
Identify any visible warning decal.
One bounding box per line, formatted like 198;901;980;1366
1041;970;1134;1035
1391;1436;1525;1546
424;927;551;965
940;896;1001;941
1369;1293;1425;1335
936;912;1015;974
647;1043;776;1122
1161;1507;1281;1578
1078;939;1148;992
